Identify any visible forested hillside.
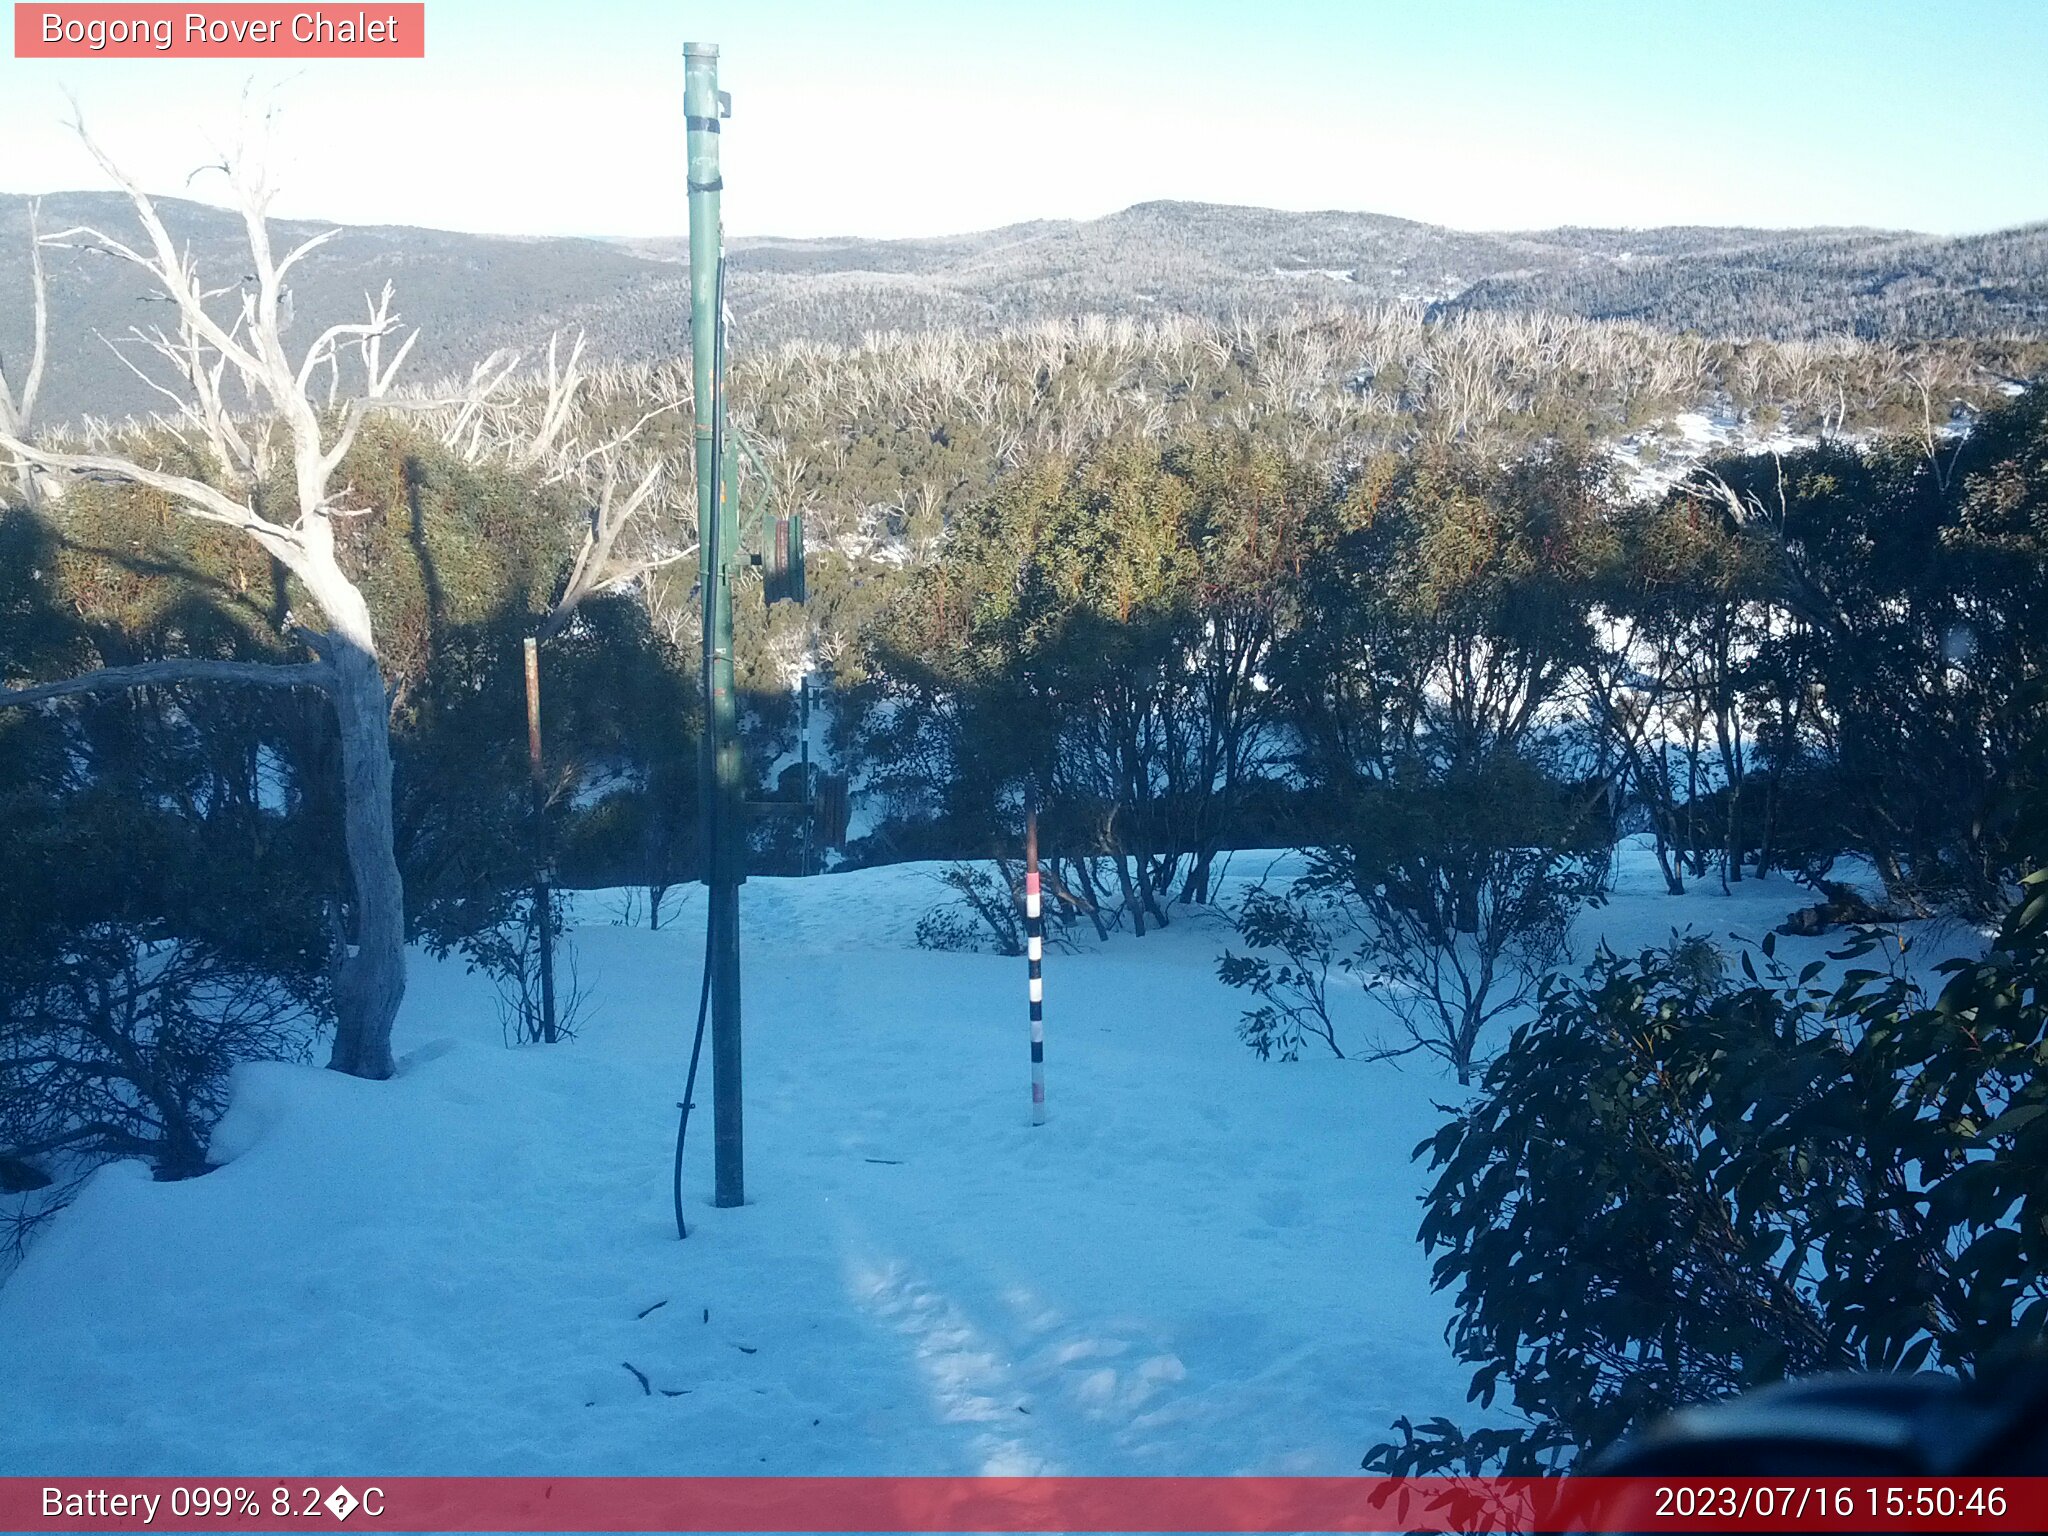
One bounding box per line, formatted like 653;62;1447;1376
4;192;2045;424
1440;220;2048;338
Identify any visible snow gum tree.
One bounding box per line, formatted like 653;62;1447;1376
0;128;433;1079
865;434;1325;930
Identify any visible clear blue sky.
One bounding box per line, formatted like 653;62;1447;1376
2;0;2044;238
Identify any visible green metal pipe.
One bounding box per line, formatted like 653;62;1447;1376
685;40;744;1210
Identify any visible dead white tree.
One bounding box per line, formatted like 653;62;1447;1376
1907;362;1967;493
518;330;586;470
1683;465;1851;639
535;458;682;641
427;334;689;641
0;200;49;508
432;347;522;463
0;127;422;1080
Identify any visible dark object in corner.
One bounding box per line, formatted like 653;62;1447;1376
1593;1365;2048;1476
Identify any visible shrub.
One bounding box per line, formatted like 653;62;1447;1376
1;925;325;1184
915;862;1028;956
1216;882;1352;1062
1368;878;2048;1473
1224;756;1610;1083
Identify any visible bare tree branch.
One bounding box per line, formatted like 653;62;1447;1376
0;200;51;504
42;143;267;389
538;459;674;640
0;658;332;709
0;435;303;554
1682;468;1852;638
518;330;587;469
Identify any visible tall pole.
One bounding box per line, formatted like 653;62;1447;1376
687;41;745;1208
523;635;558;1045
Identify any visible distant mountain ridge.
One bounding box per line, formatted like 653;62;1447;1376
2;193;2043;424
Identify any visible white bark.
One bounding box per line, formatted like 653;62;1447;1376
517;331;586;471
0;201;49;507
474;336;687;644
537;459;681;641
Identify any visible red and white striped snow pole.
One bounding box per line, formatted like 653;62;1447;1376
1025;808;1047;1126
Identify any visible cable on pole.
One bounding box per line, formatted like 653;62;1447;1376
673;909;715;1239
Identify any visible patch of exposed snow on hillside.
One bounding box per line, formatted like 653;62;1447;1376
1609;404;1825;500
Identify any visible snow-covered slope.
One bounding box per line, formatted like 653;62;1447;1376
0;844;1978;1475
1608;407;1823;499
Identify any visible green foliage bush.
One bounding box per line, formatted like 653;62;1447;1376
0;663;333;1239
1369;881;2048;1473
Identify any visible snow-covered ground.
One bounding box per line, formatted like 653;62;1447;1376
0;842;1984;1476
1609;407;1822;500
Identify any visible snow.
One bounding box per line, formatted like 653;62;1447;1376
1608;405;1822;500
0;842;1984;1476
569;759;645;811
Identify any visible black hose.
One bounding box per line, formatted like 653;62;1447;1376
673;909;714;1240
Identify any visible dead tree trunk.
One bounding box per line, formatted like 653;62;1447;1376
325;635;405;1078
0;121;449;1080
0;200;48;509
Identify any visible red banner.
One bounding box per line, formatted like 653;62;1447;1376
13;5;425;58
3;1477;2046;1532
